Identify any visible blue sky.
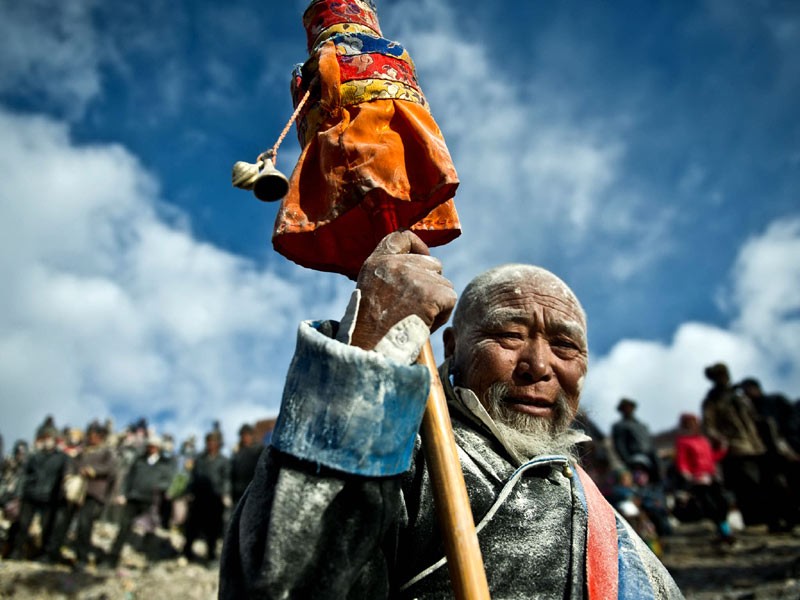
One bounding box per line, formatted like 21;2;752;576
1;0;798;450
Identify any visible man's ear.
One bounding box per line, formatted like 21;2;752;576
443;327;455;359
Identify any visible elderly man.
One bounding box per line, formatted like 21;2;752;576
220;232;682;598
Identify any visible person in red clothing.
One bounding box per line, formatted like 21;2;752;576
674;413;735;544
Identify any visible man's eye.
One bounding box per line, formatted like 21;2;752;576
552;338;579;351
496;331;523;340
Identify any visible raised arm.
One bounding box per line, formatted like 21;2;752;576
219;231;455;599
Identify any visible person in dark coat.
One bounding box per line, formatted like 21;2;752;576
1;440;28;558
107;435;173;567
10;424;71;561
611;398;662;482
50;421;117;565
183;430;231;563
738;377;800;531
230;424;263;507
701;363;767;526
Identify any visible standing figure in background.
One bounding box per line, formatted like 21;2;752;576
69;421;117;566
10;423;70;562
165;437;198;529
612;398;662;482
107;435;172;567
701;363;767;526
738;377;800;532
230;424;263;507
157;434;178;530
0;440;28;558
674;413;734;545
61;427;84;458
183;430;230;563
107;424;146;527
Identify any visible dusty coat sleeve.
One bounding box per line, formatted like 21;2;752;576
219;320;430;599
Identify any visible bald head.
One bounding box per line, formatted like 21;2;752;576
452;264;586;336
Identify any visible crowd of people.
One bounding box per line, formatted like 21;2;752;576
0;365;798;577
0;417;265;569
579;362;800;557
0;364;797;579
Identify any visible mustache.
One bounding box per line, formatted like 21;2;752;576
482;382;578;460
483;383;573;434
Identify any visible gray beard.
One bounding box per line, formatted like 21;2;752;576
484;382;577;461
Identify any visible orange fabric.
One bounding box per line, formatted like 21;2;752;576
273;40;460;278
577;466;619;600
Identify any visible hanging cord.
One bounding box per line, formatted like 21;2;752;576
232;84;314;190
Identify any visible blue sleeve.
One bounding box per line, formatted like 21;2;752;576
270;320;431;477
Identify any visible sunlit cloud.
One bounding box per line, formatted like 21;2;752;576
0;108;347;447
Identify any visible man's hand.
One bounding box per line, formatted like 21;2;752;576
351;231;456;351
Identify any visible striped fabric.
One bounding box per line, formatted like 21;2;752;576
304;0;381;51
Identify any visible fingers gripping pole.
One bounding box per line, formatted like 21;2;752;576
417;341;491;600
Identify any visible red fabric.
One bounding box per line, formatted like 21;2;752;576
674;434;726;479
577;465;619;600
337;53;420;90
303;0;381;51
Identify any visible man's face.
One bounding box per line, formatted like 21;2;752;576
445;272;588;431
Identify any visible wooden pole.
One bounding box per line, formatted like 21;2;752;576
418;341;491;599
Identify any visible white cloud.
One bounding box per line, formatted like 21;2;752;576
583;217;800;433
582;323;762;433
0;108;349;449
730;218;800;357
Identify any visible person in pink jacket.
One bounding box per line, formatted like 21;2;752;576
674;413;734;543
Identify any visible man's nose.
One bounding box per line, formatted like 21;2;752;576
514;337;551;382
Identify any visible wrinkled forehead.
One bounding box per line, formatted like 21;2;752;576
456;264;586;331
